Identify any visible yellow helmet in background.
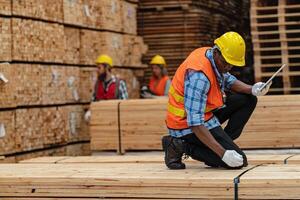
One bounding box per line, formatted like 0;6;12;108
95;54;113;67
150;55;167;67
214;32;246;67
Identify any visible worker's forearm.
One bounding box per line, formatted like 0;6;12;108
191;125;225;158
231;79;252;94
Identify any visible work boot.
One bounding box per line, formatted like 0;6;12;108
162;135;186;170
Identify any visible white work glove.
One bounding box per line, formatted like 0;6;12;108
222;150;244;167
251;81;272;96
84;110;91;122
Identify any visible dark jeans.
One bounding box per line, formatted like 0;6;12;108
181;93;257;169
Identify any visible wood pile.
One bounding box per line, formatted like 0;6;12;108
0;111;16;155
138;0;250;83
0;63;17;108
12;0;64;22
0;0;146;157
90;100;121;153
90;95;300;153
0;17;11;61
1;162;300;199
250;0;300;94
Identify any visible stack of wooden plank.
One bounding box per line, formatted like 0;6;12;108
250;0;300;94
0;17;11;61
0;111;16;155
0;63;17;108
12;0;64;22
1;160;300;199
90;95;300;153
12;18;65;63
138;0;250;82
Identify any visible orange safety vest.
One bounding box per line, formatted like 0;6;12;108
149;75;170;96
166;47;224;129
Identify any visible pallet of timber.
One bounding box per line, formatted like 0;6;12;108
64;27;80;64
250;0;300;94
0;0;11;15
15;64;42;106
15;108;44;152
0;63;17;108
63;105;90;143
112;68;141;99
41;107;68;148
63;0;122;32
121;0;137;34
80;30;124;66
41;65;66;105
79;67;97;102
90;100;121;153
65;67;80;102
12;18;65;63
235;95;300;149
0;163;247;199
20;154;300;165
123;35;148;67
0;17;11;61
120;99;168;153
0;111;16;155
12;0;63;22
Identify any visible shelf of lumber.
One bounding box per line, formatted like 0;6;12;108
19;154;300;165
0;162;300;199
90;95;300;153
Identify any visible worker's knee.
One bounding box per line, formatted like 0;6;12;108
247;94;258;107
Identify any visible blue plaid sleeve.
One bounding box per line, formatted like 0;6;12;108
184;70;210;127
119;80;128;99
224;72;237;90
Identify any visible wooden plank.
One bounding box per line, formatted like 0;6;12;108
0;63;17;108
90;100;121;153
0;0;11;15
286;155;300;164
79;67;97;103
20;154;293;165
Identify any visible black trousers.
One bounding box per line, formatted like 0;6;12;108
181;93;257;169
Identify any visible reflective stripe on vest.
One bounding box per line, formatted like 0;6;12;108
168;85;216;117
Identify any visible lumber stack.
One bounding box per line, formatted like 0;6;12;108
1;162;300;199
138;0;250;83
90;95;300;153
250;0;300;94
90;100;120;153
0;0;146;157
0;111;16;155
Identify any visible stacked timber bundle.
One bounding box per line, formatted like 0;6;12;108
0;111;16;155
138;0;250;83
0;0;146;157
90;95;300;153
250;0;300;94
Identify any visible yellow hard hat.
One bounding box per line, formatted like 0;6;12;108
95;54;113;67
214;32;246;67
150;55;166;67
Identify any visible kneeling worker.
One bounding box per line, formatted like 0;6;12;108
162;32;271;169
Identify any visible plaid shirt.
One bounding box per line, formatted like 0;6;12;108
92;75;128;101
169;47;237;138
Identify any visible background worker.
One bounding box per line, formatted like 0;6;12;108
84;54;128;121
141;55;170;98
162;32;272;170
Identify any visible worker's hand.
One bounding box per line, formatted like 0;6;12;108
222;150;243;167
84;110;91;122
251;81;272;96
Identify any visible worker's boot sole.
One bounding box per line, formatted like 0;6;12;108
162;136;186;170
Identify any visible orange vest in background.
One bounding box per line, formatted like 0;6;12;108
149;75;170;96
166;47;224;130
